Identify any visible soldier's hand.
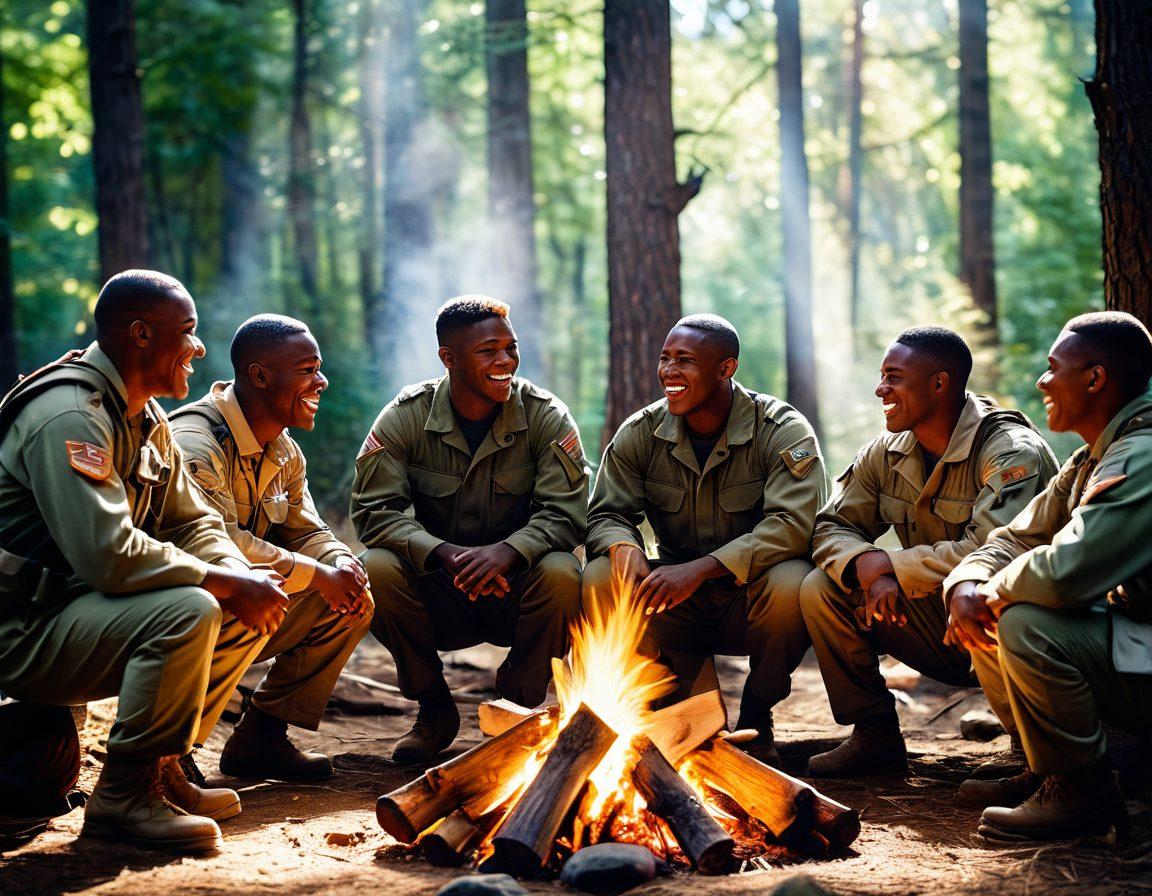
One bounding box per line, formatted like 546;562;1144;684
944;582;998;652
609;543;650;598
853;550;896;592
204;566;290;637
430;542;468;577
864;574;905;627
313;562;368;615
637;557;726;616
453;543;521;601
334;556;374;618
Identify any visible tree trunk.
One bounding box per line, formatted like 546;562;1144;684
486;0;543;381
0;45;18;388
359;0;386;366
603;0;701;447
841;0;864;335
86;0;149;283
288;0;319;322
958;0;998;338
1088;0;1152;324
775;0;821;437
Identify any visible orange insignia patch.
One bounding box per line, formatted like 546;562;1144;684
557;428;582;462
1000;465;1028;485
1080;474;1127;505
66;440;112;481
358;430;384;458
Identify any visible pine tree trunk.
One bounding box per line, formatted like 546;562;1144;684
842;0;864;335
86;0;149;283
958;0;998;338
359;0;386;365
776;0;821;437
289;0;320;322
0;46;18;387
1088;0;1152;324
603;0;700;447
486;0;543;381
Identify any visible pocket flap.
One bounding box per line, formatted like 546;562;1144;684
410;466;463;497
644;480;686;513
493;463;535;495
262;492;290;524
136;442;171;487
932;497;974;525
719;480;763;512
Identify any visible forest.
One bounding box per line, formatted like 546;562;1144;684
2;0;1149;514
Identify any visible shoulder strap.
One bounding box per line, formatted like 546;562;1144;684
0;351;115;445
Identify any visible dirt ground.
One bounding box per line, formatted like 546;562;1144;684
2;641;1149;896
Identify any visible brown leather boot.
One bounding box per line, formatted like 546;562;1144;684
978;766;1131;842
392;691;460;765
735;686;780;768
220;708;332;781
81;756;222;854
807;713;907;777
957;769;1043;808
159;755;241;821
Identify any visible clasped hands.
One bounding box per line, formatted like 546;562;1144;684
609;543;726;616
313;555;374;618
432;541;523;601
852;550;908;627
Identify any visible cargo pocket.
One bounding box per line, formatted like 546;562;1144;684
644;480;686;513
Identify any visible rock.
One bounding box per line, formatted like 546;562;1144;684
960;710;1005;742
560;843;658;894
881;661;921;691
770;874;833;896
323;830;365;847
437;874;527;896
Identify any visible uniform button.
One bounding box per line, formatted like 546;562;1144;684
717;450;726;457
503;434;513;443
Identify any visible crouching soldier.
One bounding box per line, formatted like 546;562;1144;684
945;312;1152;842
0;271;289;853
352;296;586;763
172;315;372;781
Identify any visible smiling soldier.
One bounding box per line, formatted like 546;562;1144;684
171;315;372;782
584;314;828;766
801;327;1057;797
352;296;587;763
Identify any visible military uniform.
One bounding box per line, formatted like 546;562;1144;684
351;376;587;708
0;345;253;760
171;382;370;734
803;393;1058;730
944;388;1152;774
584;383;828;706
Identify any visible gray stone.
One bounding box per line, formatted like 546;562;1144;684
437;873;528;896
960;710;1005;742
770;874;833;896
559;843;658;894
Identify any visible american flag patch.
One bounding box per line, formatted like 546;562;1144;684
557;428;582;462
358;430;383;458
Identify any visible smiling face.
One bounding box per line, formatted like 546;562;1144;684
658;326;736;418
142;289;205;400
1036;330;1098;434
875;342;945;433
441;315;519;413
253;330;327;431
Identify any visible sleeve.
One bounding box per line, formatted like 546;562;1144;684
810;439;893;589
350;402;445;573
501;407;589;565
585;422;649;559
709;416;829;585
887;435;1056;598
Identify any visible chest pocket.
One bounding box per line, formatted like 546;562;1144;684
262;491;291;525
411;466;464;498
134;442;171;488
644;480;686;514
878;493;912;525
493;463;535;496
932;498;974;527
130;442;172;530
718;480;762;513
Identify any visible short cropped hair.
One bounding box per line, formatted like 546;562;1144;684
894;326;973;391
93;270;187;337
673;313;740;360
435;295;510;346
1065;311;1152;396
230;314;311;371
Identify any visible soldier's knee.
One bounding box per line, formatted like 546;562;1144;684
580;556;612;613
165;586;223;639
798;567;844;621
531;552;583;613
997;603;1051;658
749;559;812;615
362;548;411;594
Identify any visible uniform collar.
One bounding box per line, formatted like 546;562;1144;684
654;381;756;446
424;375;529;436
1090;386;1152;462
82;342;130;406
210;380;290;460
885;392;993;462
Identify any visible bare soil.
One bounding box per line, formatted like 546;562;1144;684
2;642;1149;896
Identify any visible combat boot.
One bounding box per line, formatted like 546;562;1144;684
735;685;780;768
957;769;1042;808
220;707;332;781
392;689;460;765
81;755;222;854
806;713;907;777
978;765;1130;842
969;735;1026;780
159;755;241;821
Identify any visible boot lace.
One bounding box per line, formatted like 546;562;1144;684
1034;774;1073;807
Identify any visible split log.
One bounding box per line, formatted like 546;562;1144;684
632;735;734;875
811;791;860;853
644;689;727;764
489;703;617;876
477;698;535;736
419;810;482;866
376;705;560;843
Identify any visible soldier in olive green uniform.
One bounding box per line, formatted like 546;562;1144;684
585;315;828;763
172;315;372;781
802;327;1057;782
0;271;290;853
945;312;1152;842
352;296;586;762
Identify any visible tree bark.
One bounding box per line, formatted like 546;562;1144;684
775;0;821;437
86;0;149;283
842;0;864;334
486;0;543;381
288;0;319;322
359;0;386;366
958;0;998;338
0;44;18;388
1088;0;1152;324
603;0;701;448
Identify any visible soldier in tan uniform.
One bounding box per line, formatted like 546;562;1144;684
585;315;828;764
352;296;586;763
171;315;372;781
0;271;289;853
802;327;1057;785
945;312;1152;842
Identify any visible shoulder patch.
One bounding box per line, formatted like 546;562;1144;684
556;427;583;463
780;441;819;479
67;440;112;481
1000;465;1029;485
358;430;384;459
1080;474;1127;506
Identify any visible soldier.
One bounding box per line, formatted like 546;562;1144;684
584;314;828;764
352;296;586;763
801;327;1057;791
171;315;372;781
0;270;289;853
944;311;1152;842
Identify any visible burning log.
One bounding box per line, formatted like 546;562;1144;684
631;735;734;875
477;698;535;735
811;791;861;853
376;706;560;843
418;810;482;866
489;703;617;876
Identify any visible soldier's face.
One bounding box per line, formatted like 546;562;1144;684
443;317;520;406
875;343;943;433
144;291;205;400
257;331;327;431
1037;331;1096;433
658;327;734;416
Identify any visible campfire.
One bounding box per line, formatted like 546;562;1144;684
375;586;859;877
